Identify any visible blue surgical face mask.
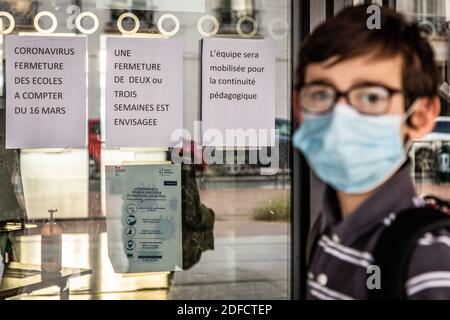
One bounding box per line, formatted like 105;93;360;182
293;104;413;194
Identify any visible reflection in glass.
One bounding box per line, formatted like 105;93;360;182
399;0;450;203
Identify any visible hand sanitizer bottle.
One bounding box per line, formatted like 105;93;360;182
41;209;62;273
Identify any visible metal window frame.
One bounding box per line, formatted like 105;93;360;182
383;0;396;8
291;0;310;301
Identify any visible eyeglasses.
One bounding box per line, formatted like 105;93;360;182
299;83;403;115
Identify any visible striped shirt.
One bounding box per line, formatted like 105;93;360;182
307;162;450;300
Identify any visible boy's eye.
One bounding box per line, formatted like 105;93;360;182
306;88;334;102
312;90;332;100
364;93;383;104
354;87;389;105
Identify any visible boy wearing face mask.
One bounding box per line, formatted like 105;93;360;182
294;5;450;300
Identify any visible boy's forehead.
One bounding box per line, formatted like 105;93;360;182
305;53;404;90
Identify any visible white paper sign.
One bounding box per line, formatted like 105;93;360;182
105;37;183;148
105;164;182;273
5;35;87;149
202;38;276;147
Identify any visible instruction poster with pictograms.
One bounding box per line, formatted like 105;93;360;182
105;163;182;273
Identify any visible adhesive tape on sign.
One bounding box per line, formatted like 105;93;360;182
117;12;140;34
76;11;99;35
0;11;15;34
158;14;180;37
419;20;436;37
268;18;289;40
236;16;257;38
197;15;219;37
34;11;58;34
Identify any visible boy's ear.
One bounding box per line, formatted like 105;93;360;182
405;96;441;140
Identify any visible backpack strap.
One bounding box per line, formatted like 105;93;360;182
369;206;450;300
307;213;325;267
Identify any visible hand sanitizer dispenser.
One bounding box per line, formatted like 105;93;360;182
41;209;62;273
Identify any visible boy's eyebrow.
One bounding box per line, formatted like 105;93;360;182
349;78;400;88
350;81;402;90
305;78;401;90
304;79;336;86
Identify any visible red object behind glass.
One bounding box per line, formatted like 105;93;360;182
88;119;101;165
88;120;205;172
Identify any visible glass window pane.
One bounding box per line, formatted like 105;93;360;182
0;0;292;300
398;0;450;202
